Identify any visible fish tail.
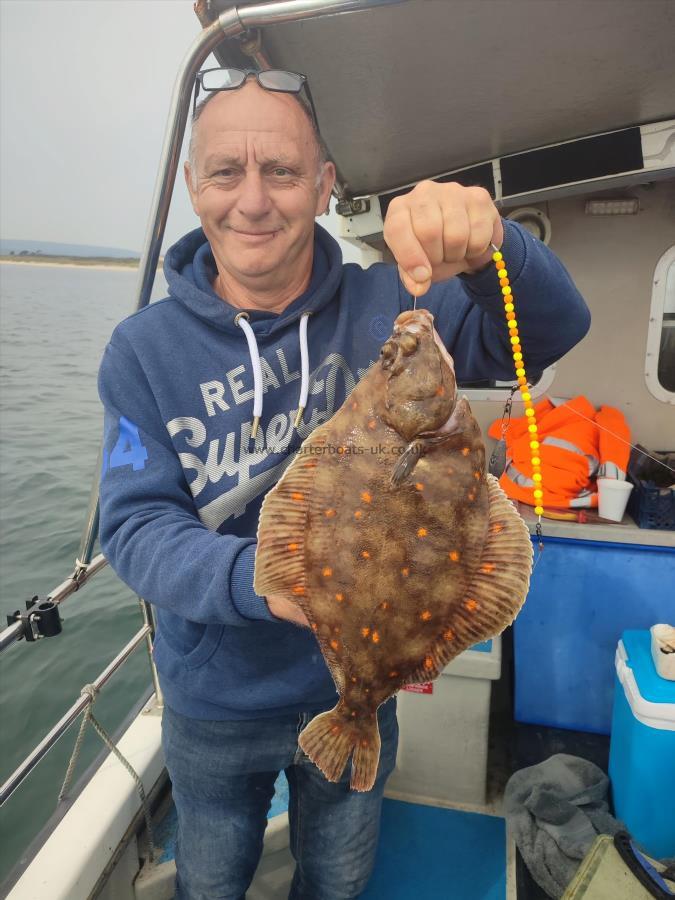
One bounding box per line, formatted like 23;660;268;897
299;701;381;792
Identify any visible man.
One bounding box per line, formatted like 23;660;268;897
98;73;590;899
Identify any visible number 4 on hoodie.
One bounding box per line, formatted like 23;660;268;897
107;416;149;472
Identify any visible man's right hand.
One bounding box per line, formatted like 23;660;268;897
266;594;310;628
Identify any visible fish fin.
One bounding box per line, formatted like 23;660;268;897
391;440;424;484
299;700;381;792
405;474;532;684
253;436;326;598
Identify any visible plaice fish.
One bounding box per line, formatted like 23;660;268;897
254;308;533;791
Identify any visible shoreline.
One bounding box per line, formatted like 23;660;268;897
0;257;163;271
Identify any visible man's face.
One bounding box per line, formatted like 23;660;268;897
185;81;335;292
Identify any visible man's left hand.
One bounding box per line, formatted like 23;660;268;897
382;181;504;297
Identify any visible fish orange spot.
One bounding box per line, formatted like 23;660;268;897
354;509;363;519
449;550;460;562
335;592;345;603
351;710;357;717
401;567;410;577
351;400;359;410
311;624;318;632
424;656;434;669
360;739;369;747
372;631;380;644
292;585;305;595
380;601;389;610
361;550;370;559
361;491;372;504
435;385;446;396
330;639;340;650
322;566;333;577
302;460;318;468
465;599;479;612
421;611;432;621
389;670;399;678
337;446;346;455
443;628;455;641
291;492;305;502
333;626;340;633
468;492;476;501
462;447;470;456
351;676;357;683
491;523;504;534
324;508;336;518
361;627;371;638
415;482;424;491
288;542;300;552
331;724;341;734
417;527;428;538
367;419;377;430
481;563;496;574
474;471;481;480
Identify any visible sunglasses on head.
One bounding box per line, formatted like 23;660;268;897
192;67;320;132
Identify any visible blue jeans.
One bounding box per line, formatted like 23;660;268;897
161;698;398;900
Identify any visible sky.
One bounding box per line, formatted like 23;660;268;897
0;0;363;260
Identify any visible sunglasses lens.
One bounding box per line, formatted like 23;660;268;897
201;68;246;91
258;70;304;92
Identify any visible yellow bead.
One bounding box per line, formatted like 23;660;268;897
521;391;531;401
492;251;503;261
533;489;543;499
528;424;538;433
504;303;514;312
525;409;535;418
516;367;525;376
530;440;539;450
510;336;520;345
534;506;544;515
502;286;512;295
513;352;523;361
508;319;518;330
533;473;542;482
532;456;541;466
497;268;507;278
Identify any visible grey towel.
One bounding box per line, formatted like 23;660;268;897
504;754;624;898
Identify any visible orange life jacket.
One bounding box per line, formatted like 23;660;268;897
487;396;631;509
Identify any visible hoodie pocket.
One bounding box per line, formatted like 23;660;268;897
158;613;225;671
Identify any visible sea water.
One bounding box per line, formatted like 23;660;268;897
0;262;167;886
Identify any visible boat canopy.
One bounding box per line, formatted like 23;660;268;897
200;0;675;200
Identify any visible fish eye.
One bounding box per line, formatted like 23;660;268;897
399;332;419;356
380;341;397;359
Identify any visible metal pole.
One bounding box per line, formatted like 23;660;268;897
0;625;151;806
139;598;163;708
0;554;108;654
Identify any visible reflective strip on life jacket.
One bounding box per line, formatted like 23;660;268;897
541;437;599;477
505;461;534;487
597;461;627;479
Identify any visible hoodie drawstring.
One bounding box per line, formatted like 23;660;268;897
235;311;311;441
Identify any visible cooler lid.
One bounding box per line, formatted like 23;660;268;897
621;630;675;705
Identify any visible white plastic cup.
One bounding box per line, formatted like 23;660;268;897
597;478;634;522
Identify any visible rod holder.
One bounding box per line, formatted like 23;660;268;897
6;596;62;643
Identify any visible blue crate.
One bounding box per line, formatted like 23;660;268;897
627;476;675;530
514;536;675;734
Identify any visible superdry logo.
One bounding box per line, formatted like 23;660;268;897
166;349;377;530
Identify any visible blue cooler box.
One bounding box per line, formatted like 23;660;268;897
609;630;675;859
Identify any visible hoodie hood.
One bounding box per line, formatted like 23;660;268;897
163;222;344;339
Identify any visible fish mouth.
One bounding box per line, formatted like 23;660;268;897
393;309;456;374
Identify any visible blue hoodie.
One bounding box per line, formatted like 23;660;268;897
98;220;590;719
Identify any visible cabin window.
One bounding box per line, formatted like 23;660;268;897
646;245;675;404
458;368;555;402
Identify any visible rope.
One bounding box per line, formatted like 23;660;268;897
59;684;155;862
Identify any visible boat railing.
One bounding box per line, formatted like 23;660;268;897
0;0;406;817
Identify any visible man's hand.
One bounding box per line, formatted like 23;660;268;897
266;593;310;628
382;181;504;297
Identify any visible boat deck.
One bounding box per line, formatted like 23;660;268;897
133;632;611;900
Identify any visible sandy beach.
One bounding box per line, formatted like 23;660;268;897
0;257;162;271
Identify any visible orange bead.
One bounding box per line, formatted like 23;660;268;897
513;344;522;353
499;277;510;287
506;311;516;320
518;377;527;385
